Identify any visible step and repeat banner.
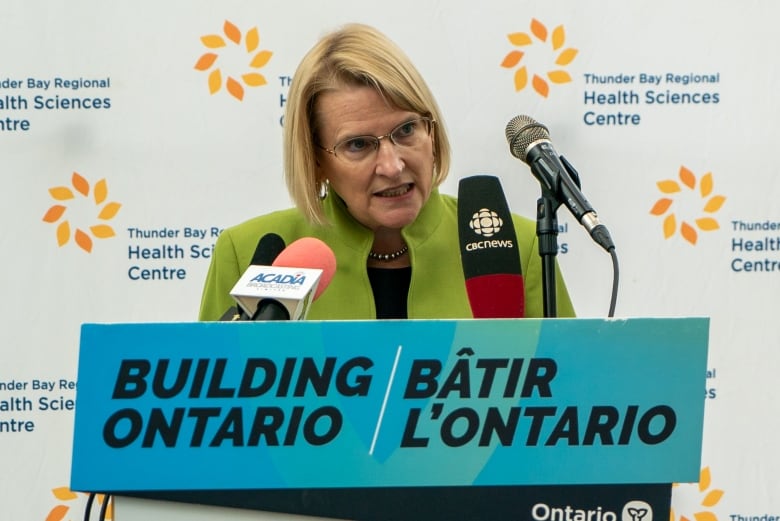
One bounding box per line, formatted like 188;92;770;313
1;1;775;519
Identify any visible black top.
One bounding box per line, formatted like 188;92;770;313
368;266;412;319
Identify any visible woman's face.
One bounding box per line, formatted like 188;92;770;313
315;85;435;233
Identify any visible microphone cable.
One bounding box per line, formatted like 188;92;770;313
99;494;112;521
556;153;619;318
607;246;619;318
561;156;619;318
82;492;112;521
562;155;619;318
82;492;95;521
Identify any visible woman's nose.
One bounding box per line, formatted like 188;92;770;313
373;139;404;177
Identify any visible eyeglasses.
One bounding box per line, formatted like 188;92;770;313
317;117;434;164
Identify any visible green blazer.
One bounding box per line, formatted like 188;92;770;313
198;189;575;321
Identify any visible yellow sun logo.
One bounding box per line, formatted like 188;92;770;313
670;467;724;521
650;166;726;245
194;20;273;101
45;486;113;521
42;172;122;253
501;18;578;97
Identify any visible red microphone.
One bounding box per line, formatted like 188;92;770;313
250;237;336;320
230;236;337;321
272;237;337;301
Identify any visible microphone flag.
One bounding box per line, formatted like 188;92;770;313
219;233;286;321
229;265;322;321
457;174;525;318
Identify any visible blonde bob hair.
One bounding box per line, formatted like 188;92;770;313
283;23;451;225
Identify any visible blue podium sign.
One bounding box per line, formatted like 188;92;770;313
71;318;708;493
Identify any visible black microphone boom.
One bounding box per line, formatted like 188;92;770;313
505;115;614;252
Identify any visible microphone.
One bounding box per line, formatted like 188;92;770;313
219;233;286;321
271;237;336;301
230;237;337;321
251;232;287;266
457;175;524;318
505;115;615;252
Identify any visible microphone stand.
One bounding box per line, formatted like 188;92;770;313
535;155;591;318
535;194;560;318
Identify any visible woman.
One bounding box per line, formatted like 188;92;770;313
196;23;576;519
198;23;574;321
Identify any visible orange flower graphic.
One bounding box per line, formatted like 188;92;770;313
194;20;273;101
42;172;122;253
670;467;724;521
45;487;113;521
501;18;578;97
650;166;726;245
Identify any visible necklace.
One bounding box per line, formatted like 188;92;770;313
368;245;409;261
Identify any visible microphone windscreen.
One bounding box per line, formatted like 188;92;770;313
505;115;550;162
457;175;524;318
251;233;286;266
272;237;337;300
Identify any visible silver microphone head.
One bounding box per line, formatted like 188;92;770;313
505;115;550;163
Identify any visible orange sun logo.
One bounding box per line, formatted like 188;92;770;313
194;20;273;101
45;486;113;521
42;172;122;253
501;18;578;97
670;467;724;521
650;166;726;245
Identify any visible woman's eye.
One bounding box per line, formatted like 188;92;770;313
395;122;416;137
345;137;371;152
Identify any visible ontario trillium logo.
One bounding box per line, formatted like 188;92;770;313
42;172;122;253
650;166;726;245
501;18;578;97
194;20;273;101
622;500;653;521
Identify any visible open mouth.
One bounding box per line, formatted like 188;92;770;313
375;183;413;198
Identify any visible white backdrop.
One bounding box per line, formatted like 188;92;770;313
1;1;776;519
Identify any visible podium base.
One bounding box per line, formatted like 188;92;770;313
117;484;671;520
115;495;339;520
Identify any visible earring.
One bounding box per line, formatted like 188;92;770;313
318;179;330;199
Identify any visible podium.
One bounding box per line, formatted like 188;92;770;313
71;318;709;520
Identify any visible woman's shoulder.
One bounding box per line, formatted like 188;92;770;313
228;207;306;231
217;208;313;252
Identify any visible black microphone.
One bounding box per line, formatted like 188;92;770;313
505;115;614;252
457;175;524;318
218;233;286;321
251;232;287;266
